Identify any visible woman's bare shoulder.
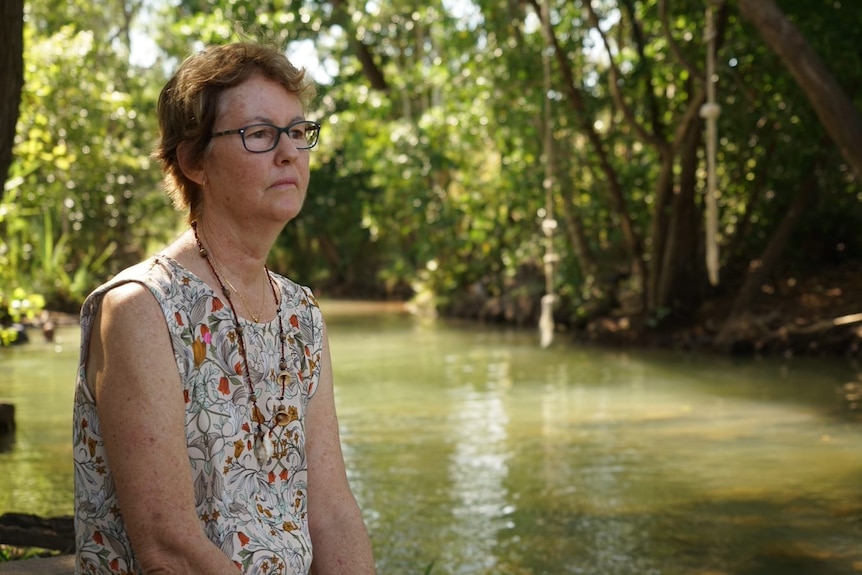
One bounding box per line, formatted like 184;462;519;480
88;281;177;395
99;281;165;331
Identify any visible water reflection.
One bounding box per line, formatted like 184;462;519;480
0;329;78;517
2;310;862;574
445;351;511;572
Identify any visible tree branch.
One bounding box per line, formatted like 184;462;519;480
329;0;389;91
738;0;862;181
584;0;667;151
657;0;699;78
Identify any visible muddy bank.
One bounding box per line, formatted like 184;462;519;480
441;263;862;359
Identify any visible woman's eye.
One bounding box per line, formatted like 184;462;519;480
246;126;273;139
288;128;305;139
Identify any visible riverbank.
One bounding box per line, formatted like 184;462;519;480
18;261;862;359
442;260;862;359
579;262;862;358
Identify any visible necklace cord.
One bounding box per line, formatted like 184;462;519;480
191;221;289;438
203;245;268;322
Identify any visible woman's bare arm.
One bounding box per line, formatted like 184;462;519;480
88;283;241;574
306;324;376;575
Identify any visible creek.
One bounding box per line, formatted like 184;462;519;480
1;302;860;574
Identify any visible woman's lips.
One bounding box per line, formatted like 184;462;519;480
270;178;297;189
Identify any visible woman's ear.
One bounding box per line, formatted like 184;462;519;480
177;141;205;186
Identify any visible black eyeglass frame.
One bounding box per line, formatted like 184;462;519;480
211;120;321;152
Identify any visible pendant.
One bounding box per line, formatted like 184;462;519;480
274;404;290;426
277;370;291;388
253;430;274;465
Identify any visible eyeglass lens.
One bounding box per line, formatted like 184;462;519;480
242;122;319;152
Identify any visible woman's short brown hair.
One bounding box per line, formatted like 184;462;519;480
153;42;316;222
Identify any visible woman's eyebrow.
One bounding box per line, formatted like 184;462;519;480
246;115;306;125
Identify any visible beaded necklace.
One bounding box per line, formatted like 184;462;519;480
191;221;291;466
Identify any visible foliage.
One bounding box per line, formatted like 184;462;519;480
0;544;56;562
0;283;45;346
2;0;175;313
2;0;860;331
1;286;45;321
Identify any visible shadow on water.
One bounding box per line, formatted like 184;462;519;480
561;498;861;575
657;497;862;575
743;551;858;575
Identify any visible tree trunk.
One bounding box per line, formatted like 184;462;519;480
559;190;597;280
646;151;675;311
328;0;388;92
0;0;25;184
715;161;819;350
727;167;817;319
657;115;704;315
723;131;778;270
529;0;646;303
737;0;862;182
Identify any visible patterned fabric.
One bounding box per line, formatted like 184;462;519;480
73;256;322;574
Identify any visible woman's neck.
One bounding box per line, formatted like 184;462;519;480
186;220;279;322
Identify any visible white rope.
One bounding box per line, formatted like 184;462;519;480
700;2;721;286
539;293;557;349
540;220;559;349
539;0;557;348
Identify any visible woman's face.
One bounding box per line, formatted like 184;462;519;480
200;74;311;226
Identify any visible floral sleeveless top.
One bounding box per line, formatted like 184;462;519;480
73;256;321;574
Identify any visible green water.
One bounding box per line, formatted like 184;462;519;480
1;303;861;574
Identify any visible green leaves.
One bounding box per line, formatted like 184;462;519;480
2;0;169;309
4;0;860;322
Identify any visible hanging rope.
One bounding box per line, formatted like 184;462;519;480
700;1;721;286
539;0;558;348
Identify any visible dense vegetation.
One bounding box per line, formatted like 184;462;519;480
1;0;861;354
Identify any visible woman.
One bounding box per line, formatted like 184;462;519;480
72;42;376;574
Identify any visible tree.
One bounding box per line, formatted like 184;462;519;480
3;0;170;310
5;0;860;345
708;0;862;347
738;0;862;182
0;0;25;183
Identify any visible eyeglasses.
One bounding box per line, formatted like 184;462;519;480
211;120;321;152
